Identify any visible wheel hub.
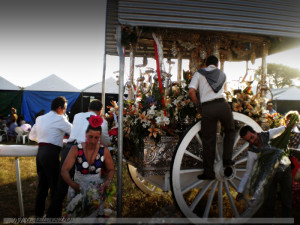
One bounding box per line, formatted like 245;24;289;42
214;160;236;181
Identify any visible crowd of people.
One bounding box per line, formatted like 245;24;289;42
0;107;32;143
28;97;115;218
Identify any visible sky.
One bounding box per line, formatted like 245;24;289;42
1;1;300;90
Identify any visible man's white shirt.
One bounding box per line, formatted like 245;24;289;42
188;65;226;103
29;111;72;147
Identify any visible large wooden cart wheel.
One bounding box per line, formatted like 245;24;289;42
127;164;163;195
171;112;263;222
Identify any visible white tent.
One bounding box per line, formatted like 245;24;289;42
0;76;20;90
273;86;300;100
83;77;123;94
24;74;80;92
265;87;289;100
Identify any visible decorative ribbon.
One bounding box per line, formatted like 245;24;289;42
152;33;166;114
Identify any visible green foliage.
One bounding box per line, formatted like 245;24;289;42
270;112;300;151
248;148;285;196
255;63;300;88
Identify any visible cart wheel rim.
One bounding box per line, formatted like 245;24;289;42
171;112;263;222
127;164;163;195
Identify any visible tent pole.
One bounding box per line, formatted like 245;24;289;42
116;25;124;218
101;54;107;114
101;0;109;114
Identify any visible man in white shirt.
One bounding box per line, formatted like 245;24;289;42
237;125;292;218
47;99;110;217
29;96;72;218
189;55;235;180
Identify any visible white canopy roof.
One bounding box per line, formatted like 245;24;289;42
83;77;123;94
0;76;20;91
24;74;80;92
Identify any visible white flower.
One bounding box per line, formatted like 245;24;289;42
177;95;184;101
155;116;162;125
66;193;82;212
280;156;291;166
147;105;156;115
162;116;170;125
173;99;180;105
142;123;150;128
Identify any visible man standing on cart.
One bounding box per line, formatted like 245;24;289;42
189;55;235;180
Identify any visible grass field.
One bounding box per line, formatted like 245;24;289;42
0;154;175;222
1;149;299;224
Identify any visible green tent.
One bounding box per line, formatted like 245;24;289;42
0;76;22;119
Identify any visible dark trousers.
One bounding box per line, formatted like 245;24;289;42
263;166;293;218
201;99;235;176
46;141;75;217
35;144;61;217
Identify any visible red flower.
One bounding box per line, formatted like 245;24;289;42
82;169;89;174
88;115;103;128
108;128;118;136
78;150;83;156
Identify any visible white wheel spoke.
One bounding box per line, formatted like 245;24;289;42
228;179;238;191
235;168;246;172
195;133;202;146
234;176;242;181
180;168;203;174
232;142;249;160
185;149;202;161
233;132;241;148
235;156;248;165
203;181;218;218
218;181;223;218
182;179;205;194
190;180;214;211
224;181;239;218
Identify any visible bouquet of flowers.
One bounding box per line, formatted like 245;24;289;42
63;187;103;218
229;83;262;122
123;70;197;145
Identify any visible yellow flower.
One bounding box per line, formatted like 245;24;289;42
139;111;148;123
148;125;160;138
124;126;131;137
245;103;253;110
233;102;243;112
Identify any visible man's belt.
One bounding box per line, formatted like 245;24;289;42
202;98;225;106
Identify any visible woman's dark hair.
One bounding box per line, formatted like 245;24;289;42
239;125;255;138
86;124;102;134
51;96;67;111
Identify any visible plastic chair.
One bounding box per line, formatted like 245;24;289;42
0;129;8;142
15;127;28;144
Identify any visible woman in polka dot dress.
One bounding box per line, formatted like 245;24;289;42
61;115;115;217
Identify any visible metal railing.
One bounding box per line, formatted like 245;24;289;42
0;145;38;217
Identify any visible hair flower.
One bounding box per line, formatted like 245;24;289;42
88;115;103;128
